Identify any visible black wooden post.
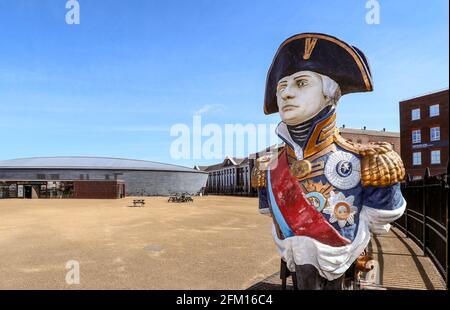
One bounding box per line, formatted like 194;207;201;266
280;259;287;290
446;181;448;289
404;176;409;234
445;162;449;288
422;168;431;255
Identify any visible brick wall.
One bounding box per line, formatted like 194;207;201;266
73;180;124;199
400;89;449;178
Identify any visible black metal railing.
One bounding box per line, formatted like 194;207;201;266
394;166;449;289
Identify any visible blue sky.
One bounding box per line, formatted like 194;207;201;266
0;0;448;167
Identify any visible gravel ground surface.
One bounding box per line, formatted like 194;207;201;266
0;196;279;289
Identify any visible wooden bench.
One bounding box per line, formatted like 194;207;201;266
132;199;145;207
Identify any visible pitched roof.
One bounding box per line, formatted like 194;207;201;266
203;156;249;172
193;165;209;171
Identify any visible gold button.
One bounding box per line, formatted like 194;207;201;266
290;160;312;179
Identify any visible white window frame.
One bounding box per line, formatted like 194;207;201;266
412;129;421;144
431;150;441;165
413;152;422;166
429;104;440;117
411;108;421;121
430;127;440;142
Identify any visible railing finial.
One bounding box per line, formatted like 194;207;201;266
424;167;431;180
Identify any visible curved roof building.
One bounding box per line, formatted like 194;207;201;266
0;157;208;197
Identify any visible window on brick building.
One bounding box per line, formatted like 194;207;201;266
411;108;420;120
413;152;422;166
429;104;440;117
431;150;441;164
430;127;440;141
412;130;421;144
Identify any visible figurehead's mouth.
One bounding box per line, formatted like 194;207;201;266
281;104;299;112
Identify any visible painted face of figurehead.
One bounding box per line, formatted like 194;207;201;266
276;71;340;126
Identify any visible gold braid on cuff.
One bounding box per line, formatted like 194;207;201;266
251;166;267;188
251;152;279;188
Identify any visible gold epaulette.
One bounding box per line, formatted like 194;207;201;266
251;151;279;189
334;130;405;187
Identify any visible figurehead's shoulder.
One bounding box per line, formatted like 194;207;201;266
333;129;361;154
251;148;281;189
334;130;405;187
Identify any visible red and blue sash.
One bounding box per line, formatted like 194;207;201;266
267;149;350;247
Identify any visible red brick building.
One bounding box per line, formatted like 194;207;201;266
399;89;449;179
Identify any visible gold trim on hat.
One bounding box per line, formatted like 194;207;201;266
303;37;318;60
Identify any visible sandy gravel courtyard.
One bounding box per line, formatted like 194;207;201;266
0;196;279;289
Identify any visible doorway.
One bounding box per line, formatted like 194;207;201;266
24;186;32;199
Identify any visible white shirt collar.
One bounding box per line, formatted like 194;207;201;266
275;122;304;160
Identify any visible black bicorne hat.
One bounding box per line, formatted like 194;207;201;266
264;33;373;115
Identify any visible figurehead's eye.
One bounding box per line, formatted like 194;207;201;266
277;82;287;93
297;79;308;87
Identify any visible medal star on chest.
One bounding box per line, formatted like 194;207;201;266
322;191;358;228
299;180;334;213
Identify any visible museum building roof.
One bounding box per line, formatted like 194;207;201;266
0;157;205;173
